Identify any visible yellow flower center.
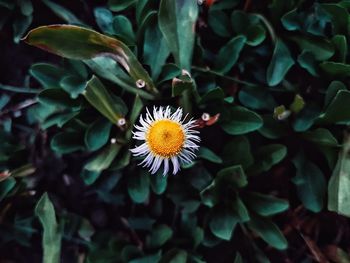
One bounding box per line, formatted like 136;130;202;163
146;120;185;157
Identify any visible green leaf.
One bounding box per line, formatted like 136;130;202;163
30;63;66;88
290;35;335;61
230;11;266;46
332;35;347;63
217;165;248;188
233;196;250;222
85;118;112;151
243;192;289;216
0;177;16;202
293;104;321;132
84;143;122;172
13;14;32;44
297;50;319;77
248;144;287;175
10;163;35;178
198;147;223;164
209;205;239;240
320;62;350;77
325;81;346;107
159;0;198;70
42;0;84;25
211;0;240;11
292;151;326;212
234;253;243;263
259;115;289;139
199;88;225;104
23;25;157;94
113;15;135;44
84;57;155;100
222;105;263;135
59;75;85;99
266;39;294;86
320;3;348;34
328;135;350;217
150;175;167;195
78;218;95;241
108;0;136;12
208;10;231;37
38;88;80;108
318;90;350;124
143;16;170;80
84;76;126;124
302;128;338;147
160;249;187;263
146;224;173;249
128;172;150;203
239;86;277;111
35;193;62;263
222;136;254;169
130;252;162;263
248;215;288;250
246;25;266;46
51;131;84;154
94;7;114;34
214;35;246;74
80;170;101;185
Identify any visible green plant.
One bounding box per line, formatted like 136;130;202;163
2;0;350;262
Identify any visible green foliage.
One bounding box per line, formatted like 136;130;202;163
35;193;62;263
1;0;350;262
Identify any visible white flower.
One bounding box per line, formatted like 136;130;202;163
130;106;200;175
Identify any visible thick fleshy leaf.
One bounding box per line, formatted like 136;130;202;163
290;35;335;61
297;50;319;77
146;224;173;249
214;35;246;74
217;165;248;188
51;131;85;154
292;151;326;212
302;128;338;147
328;135;350;217
128;172;150;203
84;143;122;172
108;0;136;12
267;39;294;86
143;16;170;80
248;144;287;175
325;81;346;107
23;25;157;93
208;10;231;37
158;0;198;70
42;0;84;25
332;35;347;63
130;252;162;263
198;147;223;164
209;205;239;240
221;105;263;135
318;90;350;124
248;215;288;250
222;136;254;169
160;249;187;263
84;57;155;100
320;62;350;77
84;76;127;124
35;193;62;263
0;177;16;202
243;192;289;216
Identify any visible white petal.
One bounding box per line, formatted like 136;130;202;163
163;158;169;176
171;156;180;175
130;143;149;156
